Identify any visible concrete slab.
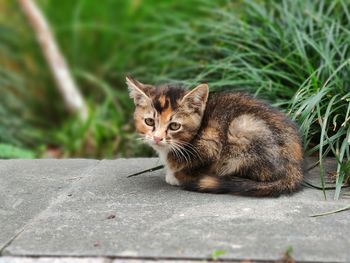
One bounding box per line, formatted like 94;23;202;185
2;158;349;262
0;257;233;263
0;159;100;251
0;257;109;263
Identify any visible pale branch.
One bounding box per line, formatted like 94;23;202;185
18;0;88;120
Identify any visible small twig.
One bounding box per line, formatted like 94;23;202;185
301;179;346;190
302;178;350;190
306;160;320;171
310;204;350;217
127;165;164;178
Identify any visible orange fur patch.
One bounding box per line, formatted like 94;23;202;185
199;176;219;190
160;107;172;123
202;125;219;140
280;137;303;162
197;120;221;157
174;171;187;182
218;158;244;176
158;96;166;107
289;141;303;161
134;109;149;135
159;97;172;124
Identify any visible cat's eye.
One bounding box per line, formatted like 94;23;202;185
145;118;155;126
169;122;181;131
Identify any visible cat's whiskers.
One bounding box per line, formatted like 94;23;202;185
169;141;192;165
183;142;203;162
136;138;148;144
137;134;153;143
168;144;183;164
168;141;191;165
167;143;183;163
174;145;190;165
172;140;203;163
170;142;191;164
136;134;147;140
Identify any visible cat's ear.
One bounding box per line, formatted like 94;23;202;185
182;83;209;107
126;76;151;106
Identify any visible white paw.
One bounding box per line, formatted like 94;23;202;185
165;171;180;186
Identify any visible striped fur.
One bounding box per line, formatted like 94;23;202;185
127;76;304;197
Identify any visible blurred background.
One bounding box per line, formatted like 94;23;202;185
0;0;349;175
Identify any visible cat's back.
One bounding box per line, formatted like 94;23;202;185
191;91;303;196
199;91;303;165
205;91;280;118
204;91;299;136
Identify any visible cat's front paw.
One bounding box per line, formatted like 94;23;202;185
165;171;180;186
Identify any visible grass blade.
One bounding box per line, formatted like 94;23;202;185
310;204;350;217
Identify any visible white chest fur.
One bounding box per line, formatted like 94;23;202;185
155;147;180;186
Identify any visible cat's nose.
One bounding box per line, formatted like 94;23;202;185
153;136;162;144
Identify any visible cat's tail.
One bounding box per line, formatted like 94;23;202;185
182;172;303;197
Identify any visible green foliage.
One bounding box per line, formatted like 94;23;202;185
132;0;350;199
0;0;206;158
0;22;45;153
0;143;35;159
210;249;226;260
285;246;294;257
53;72;152;158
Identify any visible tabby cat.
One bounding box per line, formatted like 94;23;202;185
126;76;304;197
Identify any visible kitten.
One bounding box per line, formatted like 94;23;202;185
126;76;304;197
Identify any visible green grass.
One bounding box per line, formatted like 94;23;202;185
0;0;211;158
52;71;153;158
0;21;44;158
131;0;350;199
0;143;35;159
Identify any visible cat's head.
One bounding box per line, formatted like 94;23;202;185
126;76;209;151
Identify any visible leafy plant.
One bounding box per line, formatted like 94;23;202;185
0;22;45;155
0;143;35;159
51;72;153;158
0;0;209;158
132;0;350;199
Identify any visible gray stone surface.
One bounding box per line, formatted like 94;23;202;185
1;158;350;262
0;257;109;263
0;258;209;263
0;159;99;251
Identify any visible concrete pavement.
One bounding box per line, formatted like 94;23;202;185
0;158;349;262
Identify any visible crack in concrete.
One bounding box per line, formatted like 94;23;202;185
0;160;103;255
0;229;25;255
